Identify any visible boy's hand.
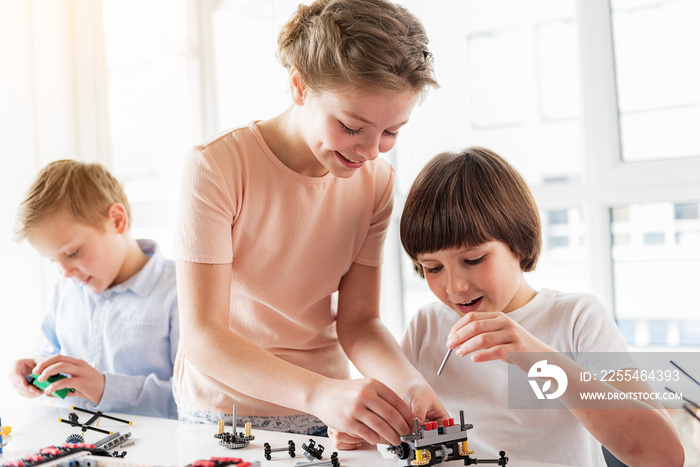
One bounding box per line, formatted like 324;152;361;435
33;355;106;404
447;311;555;370
10;358;44;397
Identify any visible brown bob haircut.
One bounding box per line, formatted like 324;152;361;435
15;159;131;241
277;0;437;95
400;147;541;277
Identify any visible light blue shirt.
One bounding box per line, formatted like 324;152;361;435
37;239;179;419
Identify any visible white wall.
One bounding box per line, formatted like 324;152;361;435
0;0;88;407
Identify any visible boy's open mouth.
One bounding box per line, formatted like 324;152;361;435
458;297;482;307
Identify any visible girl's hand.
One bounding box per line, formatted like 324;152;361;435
401;378;450;427
310;377;415;447
327;427;365;450
10;358;44;398
33;355;106;403
447;311;555;370
326;379;450;450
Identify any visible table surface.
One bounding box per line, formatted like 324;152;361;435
0;402;569;467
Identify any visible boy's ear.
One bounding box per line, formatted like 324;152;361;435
289;67;307;106
107;203;129;234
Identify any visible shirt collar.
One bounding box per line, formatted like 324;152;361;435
108;239;164;297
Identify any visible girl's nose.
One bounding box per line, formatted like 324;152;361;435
355;133;382;161
355;145;379;161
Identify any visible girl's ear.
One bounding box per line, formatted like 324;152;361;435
107;203;129;234
289;67;307;106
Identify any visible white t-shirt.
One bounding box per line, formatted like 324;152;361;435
400;288;631;467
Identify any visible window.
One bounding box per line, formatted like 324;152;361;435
395;0;700;346
611;201;700;346
548;210;570;225
395;0;582;195
210;0;292;133
395;0;588;320
611;0;700;162
534;206;588;293
101;0;196;256
675;202;699;220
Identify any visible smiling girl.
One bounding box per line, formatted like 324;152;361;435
173;0;447;448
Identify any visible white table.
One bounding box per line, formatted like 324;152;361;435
1;402;568;467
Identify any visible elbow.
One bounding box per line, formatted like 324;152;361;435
656;444;685;467
659;414;686;467
179;320;211;365
618;433;685;467
665;439;685;467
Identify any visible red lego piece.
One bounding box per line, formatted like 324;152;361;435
192;461;215;467
39;447;61;456
424;421;438;431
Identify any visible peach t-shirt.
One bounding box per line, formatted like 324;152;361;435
173;122;394;416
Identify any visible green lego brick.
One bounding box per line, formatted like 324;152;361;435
27;373;73;399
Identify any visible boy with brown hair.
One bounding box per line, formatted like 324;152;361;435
399;147;683;466
10;159;179;418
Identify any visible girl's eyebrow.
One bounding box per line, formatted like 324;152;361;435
342;111;372;124
341;110;409;128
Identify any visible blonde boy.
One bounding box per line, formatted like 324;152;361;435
11;160;179;418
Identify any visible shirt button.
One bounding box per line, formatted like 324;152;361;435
103;291;112;298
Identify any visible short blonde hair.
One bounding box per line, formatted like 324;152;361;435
15;159;131;240
277;0;437;94
400;147;542;277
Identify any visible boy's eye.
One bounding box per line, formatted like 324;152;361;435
465;256;485;266
340;122;360;135
383;129;398;138
67;249;79;259
424;265;442;274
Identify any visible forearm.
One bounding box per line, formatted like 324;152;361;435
336;262;430;394
550;356;684;466
337;317;428;397
178;260;331;415
181;317;330;415
99;373;176;419
453;309;683;465
181;291;417;446
572;406;681;466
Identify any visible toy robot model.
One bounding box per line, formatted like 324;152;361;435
387;410;508;466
